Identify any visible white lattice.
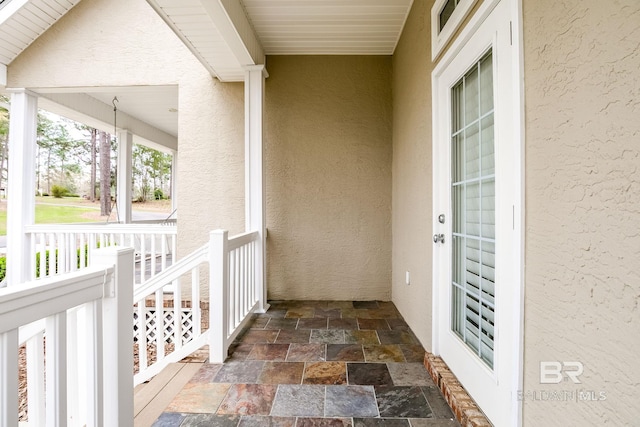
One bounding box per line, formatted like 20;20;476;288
133;307;194;345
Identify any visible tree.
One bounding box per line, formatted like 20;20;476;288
132;144;172;202
89;128;97;201
99;131;111;216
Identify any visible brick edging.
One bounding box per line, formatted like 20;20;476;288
424;352;493;427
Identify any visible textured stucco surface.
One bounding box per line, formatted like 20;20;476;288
522;0;640;424
7;0;246;271
265;56;392;300
390;0;434;349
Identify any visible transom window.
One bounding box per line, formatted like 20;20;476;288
431;0;478;60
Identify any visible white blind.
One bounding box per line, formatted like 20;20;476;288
451;50;495;368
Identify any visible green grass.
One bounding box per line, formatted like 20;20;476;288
0;203;98;235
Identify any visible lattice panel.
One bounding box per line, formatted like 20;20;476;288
133;307;194;345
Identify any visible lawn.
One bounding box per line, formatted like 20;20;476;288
0;199;100;235
0;196;173;235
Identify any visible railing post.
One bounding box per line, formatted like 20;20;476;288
92;247;135;426
209;230;229;364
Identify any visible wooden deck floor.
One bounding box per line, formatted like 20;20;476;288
134;362;204;427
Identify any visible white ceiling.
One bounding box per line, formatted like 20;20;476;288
147;0;414;81
243;0;414;55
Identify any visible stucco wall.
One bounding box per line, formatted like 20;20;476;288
390;0;434;349
264;56;392;301
522;0;640;424
7;0;246;262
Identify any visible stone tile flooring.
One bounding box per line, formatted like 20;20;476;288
153;301;460;427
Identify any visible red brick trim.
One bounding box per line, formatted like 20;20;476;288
424;352;493;427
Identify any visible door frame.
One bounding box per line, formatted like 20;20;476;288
430;0;525;425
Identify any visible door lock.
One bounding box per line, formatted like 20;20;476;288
433;233;445;244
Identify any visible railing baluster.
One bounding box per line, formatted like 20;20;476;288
155;290;164;362
26;332;45;425
161;235;167;272
151;234;157;279
80;233;87;269
192;268;201;338
46;312;68;426
50;233;58;277
36;234;43;279
137;303;148;372
229;250;236;331
174;272;182;350
85;299;103;427
141;234;147;283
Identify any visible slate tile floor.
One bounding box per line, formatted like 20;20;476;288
153;301;460;427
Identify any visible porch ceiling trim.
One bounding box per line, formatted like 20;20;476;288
37;92;178;152
146;0;265;83
0;0;83;67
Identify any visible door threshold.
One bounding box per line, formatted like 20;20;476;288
424;352;493;427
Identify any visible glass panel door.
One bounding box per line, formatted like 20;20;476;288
450;51;495;368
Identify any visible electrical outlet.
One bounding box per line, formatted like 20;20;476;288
405;271;411;286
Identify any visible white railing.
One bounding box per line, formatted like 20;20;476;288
25;223;177;284
210;230;262;363
0;247;134;427
133;229;263;384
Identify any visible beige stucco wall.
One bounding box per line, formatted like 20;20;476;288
6;0;246;262
522;0;640;424
390;0;434;349
264;56;392;300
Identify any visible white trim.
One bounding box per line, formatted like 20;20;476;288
0;0;26;26
431;0;478;61
0;63;6;87
244;65;269;314
510;0;526;425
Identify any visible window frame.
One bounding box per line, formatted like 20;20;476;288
431;0;478;61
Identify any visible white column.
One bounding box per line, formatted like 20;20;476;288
116;130;133;223
244;65;269;313
170;149;177;215
6;90;37;287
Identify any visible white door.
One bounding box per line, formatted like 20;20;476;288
432;1;523;426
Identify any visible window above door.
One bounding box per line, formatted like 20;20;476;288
431;0;478;61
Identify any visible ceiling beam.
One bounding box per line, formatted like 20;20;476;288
37;92;177;152
146;0;264;81
201;0;265;66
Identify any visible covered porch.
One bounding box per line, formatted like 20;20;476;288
1;0;500;426
135;300;463;427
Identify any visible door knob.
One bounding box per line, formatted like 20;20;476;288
433;233;445;244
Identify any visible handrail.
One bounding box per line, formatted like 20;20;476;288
227;230;259;251
25;223;177;234
0;266;112;333
133;243;208;301
2;248;134;426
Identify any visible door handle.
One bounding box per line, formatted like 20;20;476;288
433;233;445;244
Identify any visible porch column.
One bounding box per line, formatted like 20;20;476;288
170;149;177;215
244;65;269;313
116;129;133;223
6;89;37;287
